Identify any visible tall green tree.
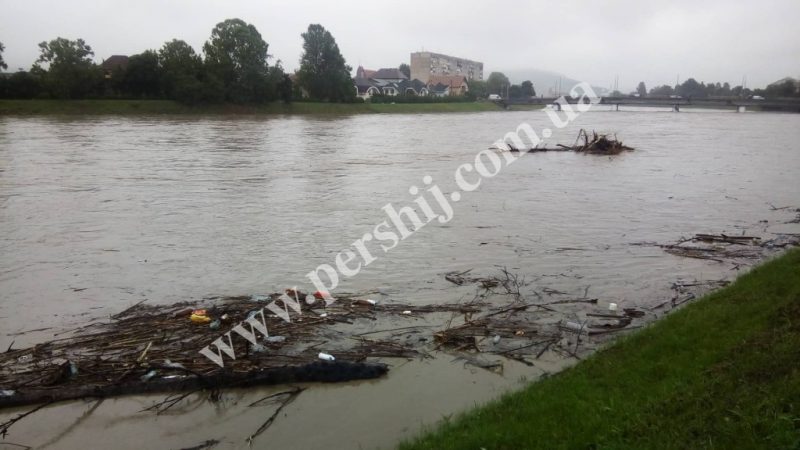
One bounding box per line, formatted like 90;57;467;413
34;37;102;98
159;39;224;104
0;42;7;71
297;24;354;102
486;72;510;96
203;18;271;103
159;39;203;99
636;81;647;97
123;50;161;98
399;63;410;79
468;80;488;99
676;78;703;98
521;80;535;97
765;79;798;98
649;84;673;96
731;85;751;98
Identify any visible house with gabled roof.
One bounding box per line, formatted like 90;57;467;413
429;83;450;97
101;55;129;79
354;77;381;98
371;68;407;83
353;66;430;99
356;66;377;79
398;79;429;96
427;75;469;96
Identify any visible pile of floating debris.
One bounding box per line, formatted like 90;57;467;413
658;232;800;264
435;268;649;368
0;272;656;411
505;129;634;155
0;293;487;409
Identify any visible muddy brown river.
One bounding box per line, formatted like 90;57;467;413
1;108;799;449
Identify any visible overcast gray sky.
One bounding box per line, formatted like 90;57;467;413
1;0;798;90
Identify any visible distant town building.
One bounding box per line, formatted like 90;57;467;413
101;55;129;79
410;52;483;84
354;66;430;99
370;68;408;83
427;75;469;96
356;66;377;79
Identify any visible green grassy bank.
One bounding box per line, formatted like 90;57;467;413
0;99;511;116
402;249;800;450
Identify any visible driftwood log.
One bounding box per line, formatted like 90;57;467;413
0;361;387;409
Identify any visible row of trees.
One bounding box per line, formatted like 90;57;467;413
468;72;535;99
637;78;799;99
0;20;356;104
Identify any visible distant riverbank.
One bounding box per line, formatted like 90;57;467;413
0;99;546;116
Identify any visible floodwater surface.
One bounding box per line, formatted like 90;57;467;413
1;108;799;449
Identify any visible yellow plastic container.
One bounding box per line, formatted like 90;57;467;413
190;313;211;324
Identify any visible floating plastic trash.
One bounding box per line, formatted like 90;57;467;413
313;290;329;300
319;313;328;318
17;354;33;364
190;309;211;324
190;313;211;324
163;360;185;370
140;370;158;382
251;344;267;354
609;302;618;311
402;310;412;315
0;390;15;397
251;294;269;302
318;352;335;361
69;361;78;377
265;336;286;343
564;321;583;332
493;335;501;344
209;319;221;330
351;299;376;307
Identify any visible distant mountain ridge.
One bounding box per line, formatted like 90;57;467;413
501;68;608;96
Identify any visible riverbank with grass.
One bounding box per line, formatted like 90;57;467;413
0;99;510;116
402;248;800;450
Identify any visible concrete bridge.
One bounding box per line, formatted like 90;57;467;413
500;96;800;113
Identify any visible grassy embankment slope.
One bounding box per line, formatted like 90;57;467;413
403;249;800;450
0;99;538;115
